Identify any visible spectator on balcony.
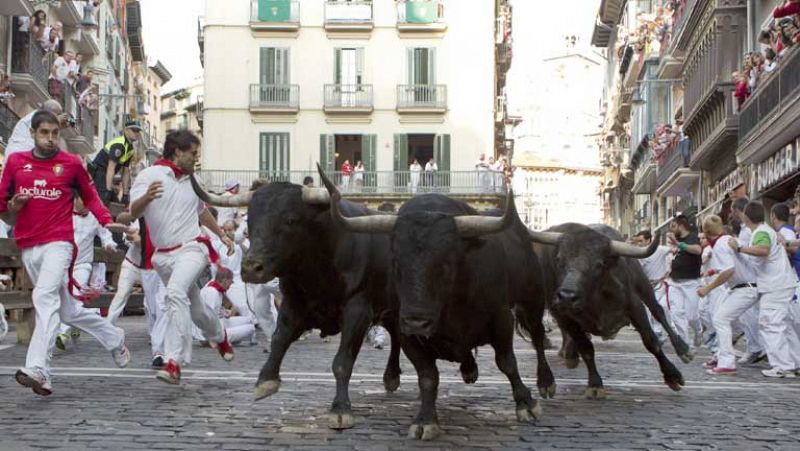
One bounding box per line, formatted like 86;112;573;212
774;0;800;20
5;99;64;157
341;159;353;188
48;50;72;99
476;153;490;191
89;121;142;204
29;10;47;44
733;71;749;111
409;158;422;194
68;53;84;86
354;160;365;189
40;22;63;54
425;157;438;189
79;84;99;111
76;69;93;94
82;0;103;29
0;75;14;104
764;48;779;73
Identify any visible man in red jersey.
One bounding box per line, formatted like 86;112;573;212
0;111;131;396
130;129;235;385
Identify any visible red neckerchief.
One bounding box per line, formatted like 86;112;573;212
153;158;186;179
709;234;727;249
208;280;227;293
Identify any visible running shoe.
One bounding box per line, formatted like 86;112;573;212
706;367;736;376
156;359;181;384
213;330;235;362
112;343;131;368
151;354;165;369
15;368;52;396
55;333;69;351
761;368;797;378
701;358;717;369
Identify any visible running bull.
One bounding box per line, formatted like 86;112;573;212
530;223;693;399
319;166;554;441
191;176;409;430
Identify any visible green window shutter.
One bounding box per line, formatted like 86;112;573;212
428;48;436;84
355;48;365;85
260;47;273;85
278;48;290;84
320;134;335;173
406;48;414;84
334;48;342;85
393;134;408;171
441;134;450;171
362;134;376;189
260;133;290;178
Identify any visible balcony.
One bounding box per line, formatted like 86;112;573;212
657;0;697;79
738;47;800;165
10;35;50;104
76;28;101;57
127;1;145;62
325;1;373;35
198;16;205;65
66;108;97;156
497;41;513;73
249;84;299;114
196;170;508;198
324;84;373;114
54;0;82;28
685;83;738;170
0;0;33;16
656;146;700;197
396;85;447;114
396;0;446;36
632;151;656;195
250;0;300;36
0;102;20;151
590;0;626;47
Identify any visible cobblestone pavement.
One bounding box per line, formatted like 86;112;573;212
1;316;799;451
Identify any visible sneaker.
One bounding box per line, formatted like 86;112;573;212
213;330;235;362
738;351;767;366
111;343;131;368
701;358;717;369
151;355;165;369
156;359;181;384
70;328;81;339
15;369;53;396
263;341;271;354
706;367;736;376
761;368;797;378
55;333;69;351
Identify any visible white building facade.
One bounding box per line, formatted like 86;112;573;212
200;0;508;180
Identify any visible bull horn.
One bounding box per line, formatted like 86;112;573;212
316;163;396;233
609;231;661;259
453;189;516;237
190;174;253;207
527;229;563;245
301;187;330;205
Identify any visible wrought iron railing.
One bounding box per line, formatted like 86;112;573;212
324;84;373;109
195;170;508;195
0;102;20;147
325;0;373;23
739;47;800;143
251;0;299;23
396;84;447;109
249;84;299;109
80;107;96;146
656;147;688;188
11;34;49;91
397;0;442;24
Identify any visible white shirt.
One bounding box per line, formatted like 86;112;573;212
215;241;243;279
124;219;146;266
701;246;713;278
130;166;205;249
425;161;438;171
708;235;756;288
193;283;225;340
639;245;671;281
5;111;35;157
749;224;799;293
73;212;115;265
68;60;80;78
410;163;422;173
51;57;69;82
354;165;364;180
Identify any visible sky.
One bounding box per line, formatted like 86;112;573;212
140;0;205;93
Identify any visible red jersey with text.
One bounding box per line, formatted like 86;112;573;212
0;150;112;249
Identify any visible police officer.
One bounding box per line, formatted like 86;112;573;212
90;120;141;203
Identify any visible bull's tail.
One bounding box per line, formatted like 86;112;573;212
513;309;534;343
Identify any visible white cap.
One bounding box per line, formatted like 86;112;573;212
224;179;240;191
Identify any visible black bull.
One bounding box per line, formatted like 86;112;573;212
319;168;555;441
190;177;408;430
533;223;693;399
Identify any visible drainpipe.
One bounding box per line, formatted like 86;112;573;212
747;0;755;52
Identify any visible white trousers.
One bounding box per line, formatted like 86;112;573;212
22;242;123;379
226;278;255;323
107;260;168;356
738;304;765;355
58;264;100;336
89;262;107;289
224;316;256;344
699;285;725;335
713;286;759;369
152;243;224;365
247;279;280;342
759;288;800;371
648;282;675;339
667;278;702;346
368;326;387;346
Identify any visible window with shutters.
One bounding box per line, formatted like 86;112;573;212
260;132;291;180
253;47;296;108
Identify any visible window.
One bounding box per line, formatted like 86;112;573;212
334;47;364;86
406;47;436;85
260;133;290;178
260;47;290;85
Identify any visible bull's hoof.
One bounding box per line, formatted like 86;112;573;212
664;371;685;392
460;361;479;384
538;383;557;399
564;357;580;369
409;423;441;441
516;402;543;423
679;351;694;364
254;379;281;400
383;374;401;393
327;412;355;430
584;387;607;400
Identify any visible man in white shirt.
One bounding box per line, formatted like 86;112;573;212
633;230;674;343
215;220;256;330
49;51;72;97
5;100;64;157
194;268;255;345
729;201;800;378
130;130;236;385
697;215;759;375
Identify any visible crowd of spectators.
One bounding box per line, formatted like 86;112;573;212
616;1;687;60
734;1;800;110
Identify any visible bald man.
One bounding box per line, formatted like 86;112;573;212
5;100;65;156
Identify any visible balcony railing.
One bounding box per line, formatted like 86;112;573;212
0;102;20;147
397;84;447;110
195;170;508;196
656;147;689;188
397;0;442;24
324;84;373;110
739;47;800;143
11;34;49;93
251;0;299;23
325;1;373;23
249;84;299;110
80;108;96;146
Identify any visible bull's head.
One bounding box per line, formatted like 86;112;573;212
317;164;515;337
190;175;331;283
528;227;659;312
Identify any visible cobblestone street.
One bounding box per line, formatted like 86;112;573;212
1;317;799;450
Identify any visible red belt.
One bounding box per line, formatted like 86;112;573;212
69;242;101;303
154;235;220;265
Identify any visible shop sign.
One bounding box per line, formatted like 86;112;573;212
749;141;800;195
708;170;743;206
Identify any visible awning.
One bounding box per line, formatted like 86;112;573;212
756;171;800;202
